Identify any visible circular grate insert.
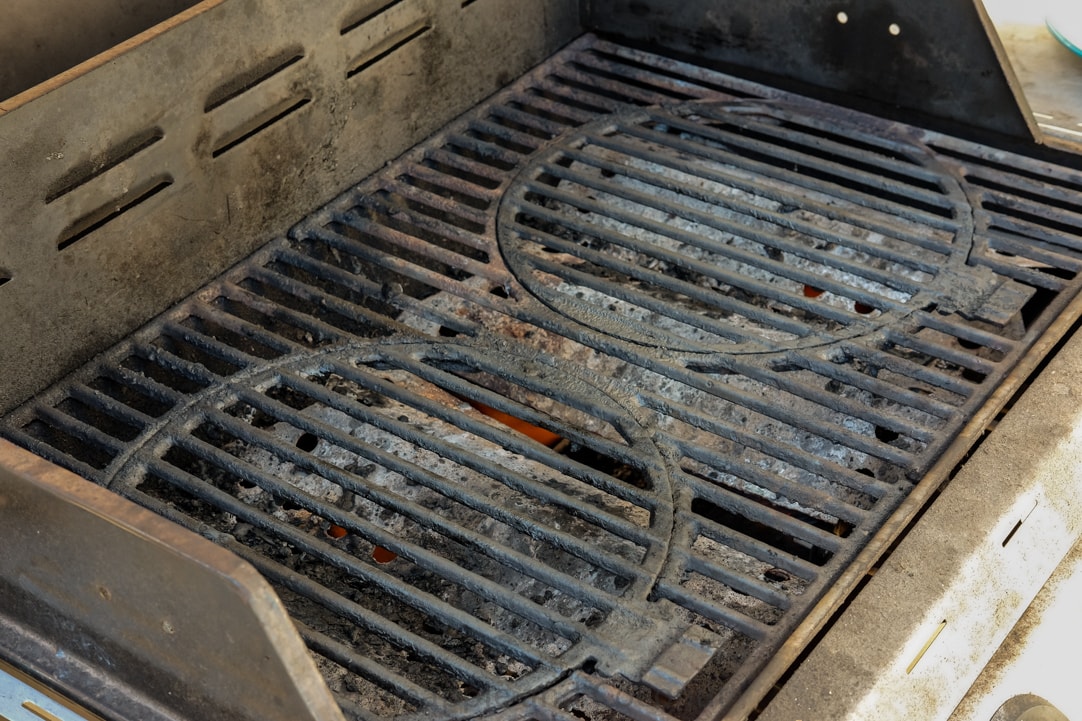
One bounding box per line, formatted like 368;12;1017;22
103;340;678;719
498;101;986;354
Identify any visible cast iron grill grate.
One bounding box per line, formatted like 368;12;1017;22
6;35;1082;721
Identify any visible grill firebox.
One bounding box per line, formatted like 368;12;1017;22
5;29;1082;721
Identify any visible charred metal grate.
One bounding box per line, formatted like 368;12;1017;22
7;34;1082;721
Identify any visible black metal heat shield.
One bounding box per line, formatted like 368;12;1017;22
583;0;1037;142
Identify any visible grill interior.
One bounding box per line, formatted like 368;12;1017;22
5;24;1082;721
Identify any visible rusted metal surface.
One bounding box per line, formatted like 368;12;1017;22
0;439;344;721
582;0;1036;142
0;0;581;416
5;33;1082;721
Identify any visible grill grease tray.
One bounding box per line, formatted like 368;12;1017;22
6;35;1082;721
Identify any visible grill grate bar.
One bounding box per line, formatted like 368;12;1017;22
515;175;895;320
911;311;1017;355
296;623;441;710
701;107;948;189
977;188;1082;236
219;531;518;705
641;391;893;500
362;357;659;510
687;512;823;582
652;581;771;641
299;227;482;300
570;50;739;102
219;277;357;347
518;237;794;351
347;196;496;256
99;362;185;408
506;217;813;346
282;365;658;543
121;487;438;718
247;260;421;337
586;40;760;98
670;545;794;611
31;405;128;456
377;177;493;231
549;65;689;108
556;143;934;295
972;252;1072;291
270;246;479;337
715;356;937;444
657;368;916;468
839;341;979;399
200;405;628;639
231;384;655;586
565;57;700;103
331;209;496;280
634;111;962;226
187;300;302;357
792;352;960;420
66;383;157;432
678;471;845;557
520;166;915;315
468;118;548;156
884;328;1000;375
486;104;570;139
132;345;219;389
279;366;659;550
677;442;870;525
396;163;502;207
2;425;106;479
142;452;563;677
618;118;962;238
982;210;1082;254
986;229;1082;271
536;76;625;115
160;321;263;371
580;129;955;268
421;147;507;187
444;132;525;169
514;91;597;126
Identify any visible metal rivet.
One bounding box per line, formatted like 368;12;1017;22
836;11;849;24
889;23;901;36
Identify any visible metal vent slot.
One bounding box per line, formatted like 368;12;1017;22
56;176;173;251
44;127;164;203
204;48;305;112
346;23;430;78
211;95;312;158
340;0;407;35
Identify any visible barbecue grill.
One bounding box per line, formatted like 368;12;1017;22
3;2;1082;721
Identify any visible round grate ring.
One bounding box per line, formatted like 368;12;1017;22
103;340;677;719
498;101;985;355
